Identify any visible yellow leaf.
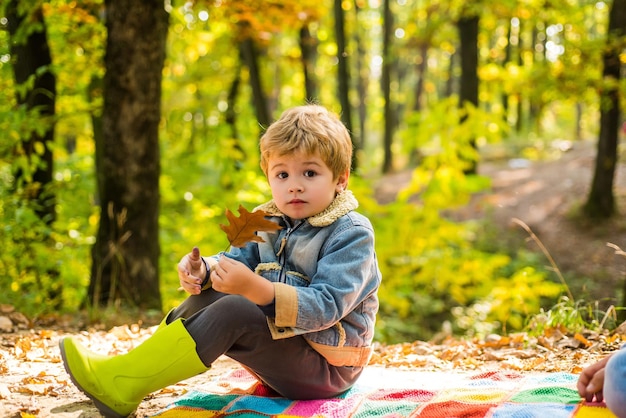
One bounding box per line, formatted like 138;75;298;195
574;333;592;347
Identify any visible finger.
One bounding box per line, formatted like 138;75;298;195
177;257;189;274
211;269;222;285
178;266;202;286
219;255;238;272
181;274;201;285
577;379;589;397
220;255;236;266
188;247;204;271
178;267;194;282
177;281;200;293
594;391;603;403
587;370;605;395
215;259;224;275
178;254;197;274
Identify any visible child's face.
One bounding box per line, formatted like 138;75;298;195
267;151;348;220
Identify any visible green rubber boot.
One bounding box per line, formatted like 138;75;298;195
154;308;175;333
59;319;208;418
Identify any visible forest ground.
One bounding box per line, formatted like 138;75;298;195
2;139;626;417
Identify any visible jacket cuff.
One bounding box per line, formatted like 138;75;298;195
274;282;298;327
200;257;217;291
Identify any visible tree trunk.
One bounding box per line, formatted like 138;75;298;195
226;64;242;143
457;14;479;175
515;19;524;132
501;22;511;120
299;24;319;103
381;0;394;174
444;50;455;98
89;0;168;310
239;34;272;129
583;0;626;219
413;43;428;112
353;1;368;159
529;26;542;131
6;2;56;225
333;0;355;170
225;64;246;167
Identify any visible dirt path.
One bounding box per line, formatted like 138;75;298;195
376;139;626;305
471;140;626;305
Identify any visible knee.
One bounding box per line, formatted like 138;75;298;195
206;295;265;327
170;290;226;320
184;295;267;336
215;295;262;318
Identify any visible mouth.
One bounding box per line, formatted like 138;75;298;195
288;199;306;204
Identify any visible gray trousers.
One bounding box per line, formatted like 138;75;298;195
167;289;363;399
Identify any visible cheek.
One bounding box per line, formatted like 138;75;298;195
268;181;285;196
267;178;279;189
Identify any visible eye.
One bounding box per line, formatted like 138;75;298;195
304;170;317;178
277;172;288;179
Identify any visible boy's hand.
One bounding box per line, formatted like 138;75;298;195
177;247;206;295
212;256;274;305
577;355;611;403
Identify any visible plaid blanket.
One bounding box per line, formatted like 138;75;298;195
153;367;615;417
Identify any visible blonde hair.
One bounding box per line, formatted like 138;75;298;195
259;105;353;179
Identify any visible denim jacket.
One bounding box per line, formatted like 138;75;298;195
211;191;381;367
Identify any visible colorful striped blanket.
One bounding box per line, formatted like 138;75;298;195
153;367;615;417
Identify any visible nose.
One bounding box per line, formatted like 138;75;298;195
289;183;303;193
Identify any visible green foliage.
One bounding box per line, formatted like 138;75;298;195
365;188;567;342
0;0;618;347
523;244;626;336
0;0;101;316
0;140;96;315
357;99;569;343
402;97;509;165
524;296;623;337
364;184;563;343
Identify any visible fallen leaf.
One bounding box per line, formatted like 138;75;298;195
574;333;592;347
14;337;32;359
0;383;11;399
220;206;282;248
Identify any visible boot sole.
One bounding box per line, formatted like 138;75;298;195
59;338;128;418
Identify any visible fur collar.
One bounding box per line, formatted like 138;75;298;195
255;190;358;227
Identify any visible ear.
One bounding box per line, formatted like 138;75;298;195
335;170;349;193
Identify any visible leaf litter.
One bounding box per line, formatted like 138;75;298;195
1;307;624;417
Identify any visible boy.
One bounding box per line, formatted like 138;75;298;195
59;104;382;418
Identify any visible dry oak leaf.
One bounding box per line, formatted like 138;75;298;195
220;205;282;248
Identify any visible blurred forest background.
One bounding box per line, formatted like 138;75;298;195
0;0;625;344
